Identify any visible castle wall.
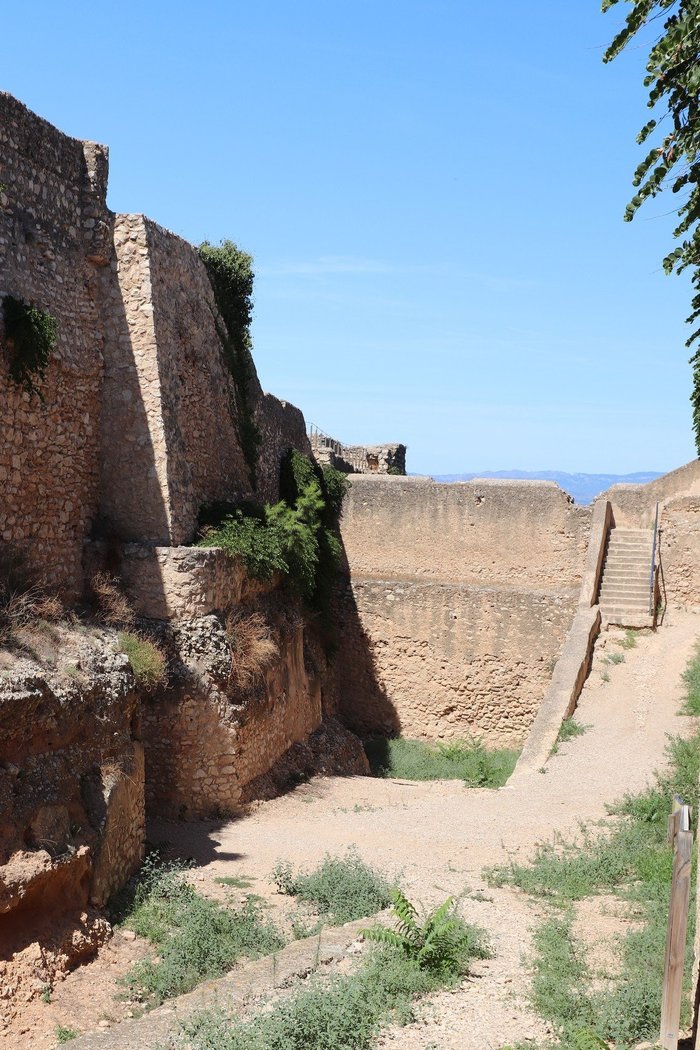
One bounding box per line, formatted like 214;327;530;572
0;93;109;597
142;607;322;818
336;476;590;744
598;459;700;607
341;476;590;588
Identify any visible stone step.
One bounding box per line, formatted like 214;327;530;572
600;576;650;589
603;609;654;628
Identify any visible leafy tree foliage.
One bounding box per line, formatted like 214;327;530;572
603;1;700;447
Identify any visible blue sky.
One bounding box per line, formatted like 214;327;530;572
3;1;695;475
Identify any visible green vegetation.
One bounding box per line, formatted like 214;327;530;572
602;650;624;666
182;892;486;1050
550;717;588;757
2;294;58;397
271;847;393;925
485;640;700;1046
117;631;167;689
198;240;260;484
114;855;283;1005
682;641;700;714
364;736;518;787
214;874;254;889
601;0;700;450
55;1026;79;1044
197;449;348;609
620;629;638;650
363;889;489;977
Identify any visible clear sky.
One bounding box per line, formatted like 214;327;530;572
3;1;695;476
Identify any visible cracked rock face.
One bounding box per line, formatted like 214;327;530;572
0;625;144;968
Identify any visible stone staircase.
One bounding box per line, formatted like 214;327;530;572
598;527;655;627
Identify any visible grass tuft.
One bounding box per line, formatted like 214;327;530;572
118;631;167;689
364;737;518;787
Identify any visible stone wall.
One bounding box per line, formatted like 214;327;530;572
142;601;323;818
336;579;577;747
0;93;109;598
0;630;144;919
336;475;591;744
598;459;700;607
341;476;591;588
1;94;313;597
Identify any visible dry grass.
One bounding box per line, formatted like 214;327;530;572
91;572;135;628
225;611;278;688
0;547;64;646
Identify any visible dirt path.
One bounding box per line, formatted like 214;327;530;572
10;608;700;1049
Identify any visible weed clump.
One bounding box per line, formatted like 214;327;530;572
118;631;167;689
271;847;393;925
485;639;700;1046
364;737;518;787
225;610;278;688
183;901;487;1050
115;855;283;1005
91;572;135;628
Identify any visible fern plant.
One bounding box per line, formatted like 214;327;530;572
363;889;487;977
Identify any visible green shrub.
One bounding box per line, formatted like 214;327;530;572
2;294;58;396
117;855;284;1005
198;240;260;485
118;631;167;689
182;940;483;1050
363;889;489;977
364;737;518;787
271;847;393;924
197;450;348;610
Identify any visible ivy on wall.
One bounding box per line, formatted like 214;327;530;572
198;240;261;488
2;294;58;397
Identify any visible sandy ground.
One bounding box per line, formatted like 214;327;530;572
8;607;700;1049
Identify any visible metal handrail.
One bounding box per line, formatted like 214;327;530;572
649;501;660;616
307;422;369;473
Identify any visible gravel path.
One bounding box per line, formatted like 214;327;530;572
11;607;700;1049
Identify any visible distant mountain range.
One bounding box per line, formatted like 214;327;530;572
429;470;664;505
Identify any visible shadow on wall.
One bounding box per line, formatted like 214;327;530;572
331;543;400;739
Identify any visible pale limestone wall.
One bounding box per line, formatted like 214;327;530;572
143;613;322;818
0;93;109;597
336;579;577;747
597;460;700;606
341;476;591;588
336;476;590;744
256;393;312;504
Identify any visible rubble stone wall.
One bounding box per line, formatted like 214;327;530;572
0;93;109;597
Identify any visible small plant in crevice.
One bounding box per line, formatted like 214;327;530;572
91;572;135;629
2;294;58;397
225;610;278;689
198;240;260;487
118;631;167;689
55;1026;79;1044
550;717;589;757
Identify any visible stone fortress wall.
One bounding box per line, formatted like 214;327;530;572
0;92;310;596
5;91;700;961
335;476;592;746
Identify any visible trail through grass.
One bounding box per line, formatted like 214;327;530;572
489;642;700;1049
